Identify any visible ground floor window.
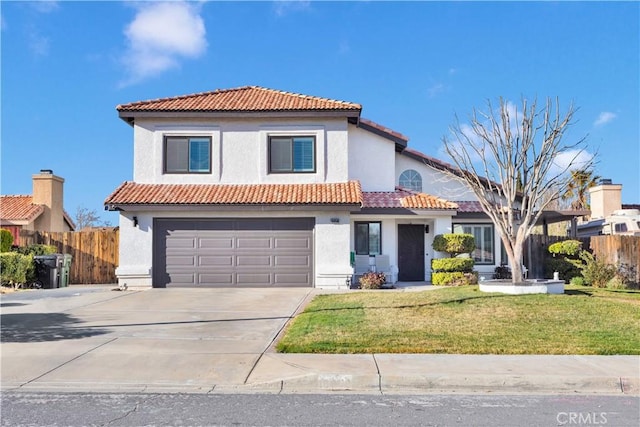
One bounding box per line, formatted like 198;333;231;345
453;223;494;264
355;222;381;255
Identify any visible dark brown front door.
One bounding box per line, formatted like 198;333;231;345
398;224;425;281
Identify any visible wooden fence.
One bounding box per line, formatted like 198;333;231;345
526;233;640;282
590;235;640;283
20;229;119;285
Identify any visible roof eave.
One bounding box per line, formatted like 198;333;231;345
119;109;361;125
105;203;361;212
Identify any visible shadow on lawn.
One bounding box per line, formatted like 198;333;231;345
304;293;511;313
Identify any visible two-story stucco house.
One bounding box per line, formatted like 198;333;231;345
105;86;512;289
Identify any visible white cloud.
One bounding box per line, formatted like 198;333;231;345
30;1;59;14
550;149;594;177
428;83;445;98
593;111;617;127
28;30;50;56
121;1;207;85
273;0;311;17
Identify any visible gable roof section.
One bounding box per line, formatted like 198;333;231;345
0;195;44;223
355;118;409;150
117;86;362;123
105;181;363;208
362;188;457;210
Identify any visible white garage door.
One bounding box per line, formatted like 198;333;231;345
153;218;314;287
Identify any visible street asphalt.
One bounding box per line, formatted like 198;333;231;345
1;285;638;395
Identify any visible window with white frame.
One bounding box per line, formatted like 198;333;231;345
269;136;315;173
453;223;494;264
355;222;381;255
399;169;422;192
164;136;211;174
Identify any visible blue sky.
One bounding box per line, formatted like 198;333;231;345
2;1;639;225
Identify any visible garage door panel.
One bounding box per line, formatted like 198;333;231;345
199;237;234;249
198;273;234;285
274;237;311;249
236;273;272;285
274;273;311;284
198;255;234;266
166;237;196;249
274;255;311;267
236;237;272;249
155;218;313;287
166;255;196;266
236;255;271;267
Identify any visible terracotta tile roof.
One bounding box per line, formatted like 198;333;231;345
0;195;44;222
362;188;457;210
357;118;409;144
105;181;363;207
117;86;362;113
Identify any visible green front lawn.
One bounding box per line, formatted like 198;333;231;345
277;286;640;355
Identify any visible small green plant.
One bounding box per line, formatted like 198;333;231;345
569;276;585;286
358;272;386;289
0;252;35;288
0;229;14;252
432;233;475;257
570;251;616;288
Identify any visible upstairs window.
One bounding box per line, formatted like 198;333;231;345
164;136;211;174
399;169;422;192
269;136;315;173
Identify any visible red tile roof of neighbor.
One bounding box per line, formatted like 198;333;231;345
0;195;45;221
117;86;362;113
362;188;458;210
105;181;363;206
454;200;485;213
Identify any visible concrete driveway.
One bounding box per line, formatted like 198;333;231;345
1;286;314;392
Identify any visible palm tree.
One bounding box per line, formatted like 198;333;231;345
562;169;600;211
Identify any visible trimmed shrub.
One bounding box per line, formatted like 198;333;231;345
0;252;35;287
14;244;57;257
432;258;474;273
548;240;583;257
494;265;511;279
0;229;13;252
432;233;475;257
358;272;386;289
546;239;583;282
432;271;478;286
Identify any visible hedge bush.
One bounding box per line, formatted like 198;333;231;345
0;229;13;252
432;233;475;257
432;258;474;273
14;244;57;257
0;252;35;287
546;239;583;282
432;271;478;286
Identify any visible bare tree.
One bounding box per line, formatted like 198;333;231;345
442;97;591;283
74;206;111;230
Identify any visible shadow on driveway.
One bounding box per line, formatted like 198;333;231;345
1;313;109;343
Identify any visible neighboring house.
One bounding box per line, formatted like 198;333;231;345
105;86;580;288
577;180;640;237
1;170;75;245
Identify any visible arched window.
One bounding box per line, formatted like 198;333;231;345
399;169;422;192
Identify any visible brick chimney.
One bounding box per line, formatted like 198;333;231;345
32;169;66;232
588;179;622;219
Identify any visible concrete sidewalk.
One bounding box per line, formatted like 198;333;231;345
1;286;638;395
